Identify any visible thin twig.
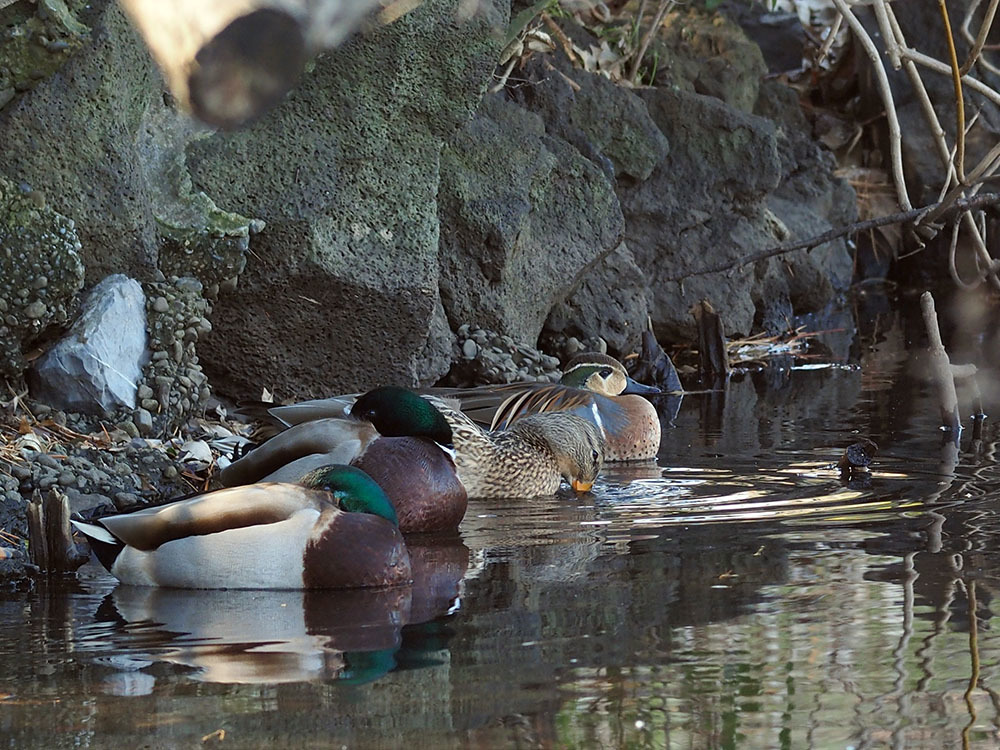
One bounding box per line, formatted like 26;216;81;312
667;193;1000;280
961;0;1000;75
834;0;912;209
540;12;578;65
938;0;967;182
629;1;673;85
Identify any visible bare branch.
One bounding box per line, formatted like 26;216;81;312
833;0;912;210
668;193;1000;281
938;0;967;181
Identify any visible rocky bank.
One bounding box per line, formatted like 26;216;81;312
0;0;860;582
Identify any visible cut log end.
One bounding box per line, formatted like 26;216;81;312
189;9;306;130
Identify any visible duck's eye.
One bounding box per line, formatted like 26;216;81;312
599;368;613;379
591;449;599;463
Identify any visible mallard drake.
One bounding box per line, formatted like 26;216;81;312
221;389;467;534
71;465;411;590
444;352;662;462
243;353;661;463
223;386;605;501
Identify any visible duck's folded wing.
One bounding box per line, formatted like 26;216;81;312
99;484;331;551
447;384;600;431
268;395;358;426
220;418;376;486
428;384;548;428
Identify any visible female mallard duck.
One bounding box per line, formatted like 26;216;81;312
451;352;662;462
223;386;605;503
243;353;660;463
71;465;411;590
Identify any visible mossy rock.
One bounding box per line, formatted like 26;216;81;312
0;0;89;110
0;176;85;379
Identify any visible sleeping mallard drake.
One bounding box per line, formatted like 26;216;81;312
224;386;605;500
240;353;660;463
71;465;411;590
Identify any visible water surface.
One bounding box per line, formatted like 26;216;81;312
4;302;1000;748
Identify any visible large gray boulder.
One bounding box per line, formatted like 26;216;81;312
29;274;148;415
438;93;624;346
504;54;668;355
188;0;509;400
0;2;161;283
620;82;853;342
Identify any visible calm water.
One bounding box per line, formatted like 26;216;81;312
5;297;1000;749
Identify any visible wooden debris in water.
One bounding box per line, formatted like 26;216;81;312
726;328;817;366
920;291;970;433
27;488;89;574
692;299;731;382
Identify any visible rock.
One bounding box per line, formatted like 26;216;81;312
0;0;89;109
140;278;213;431
510;53;670;181
620;87;780;340
754;80;854;328
186;0;509;400
133;408;153;436
1;0;259;289
29;274;148;415
0;177;85;379
543;242;650;357
718;2;807;75
444;325;562;386
650;7;768;113
438;93;623;345
617;81;852;343
0;2;161;282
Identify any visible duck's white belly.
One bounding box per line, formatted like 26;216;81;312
111;509;319;589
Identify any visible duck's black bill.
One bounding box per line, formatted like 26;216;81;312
623;377;661;395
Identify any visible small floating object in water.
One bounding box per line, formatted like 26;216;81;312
838;439;878;476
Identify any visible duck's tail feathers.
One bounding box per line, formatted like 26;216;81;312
71;519;124;572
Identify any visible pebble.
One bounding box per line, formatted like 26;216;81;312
152;296;169;313
24;301;47;319
134;408;153;436
163;465;178;480
447;324;563;387
57;471;76;487
141;398;159;412
120;420;140;439
35;453;60;470
114;492;142;511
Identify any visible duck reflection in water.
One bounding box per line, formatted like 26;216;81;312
95;539;469;687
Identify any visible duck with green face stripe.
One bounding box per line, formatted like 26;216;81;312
221;386;469;534
442;353;662;462
223;384;607;505
72;465;411;590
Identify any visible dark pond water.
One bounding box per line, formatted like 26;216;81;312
5;292;1000;749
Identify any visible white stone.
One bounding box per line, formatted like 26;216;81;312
29;274;148;415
